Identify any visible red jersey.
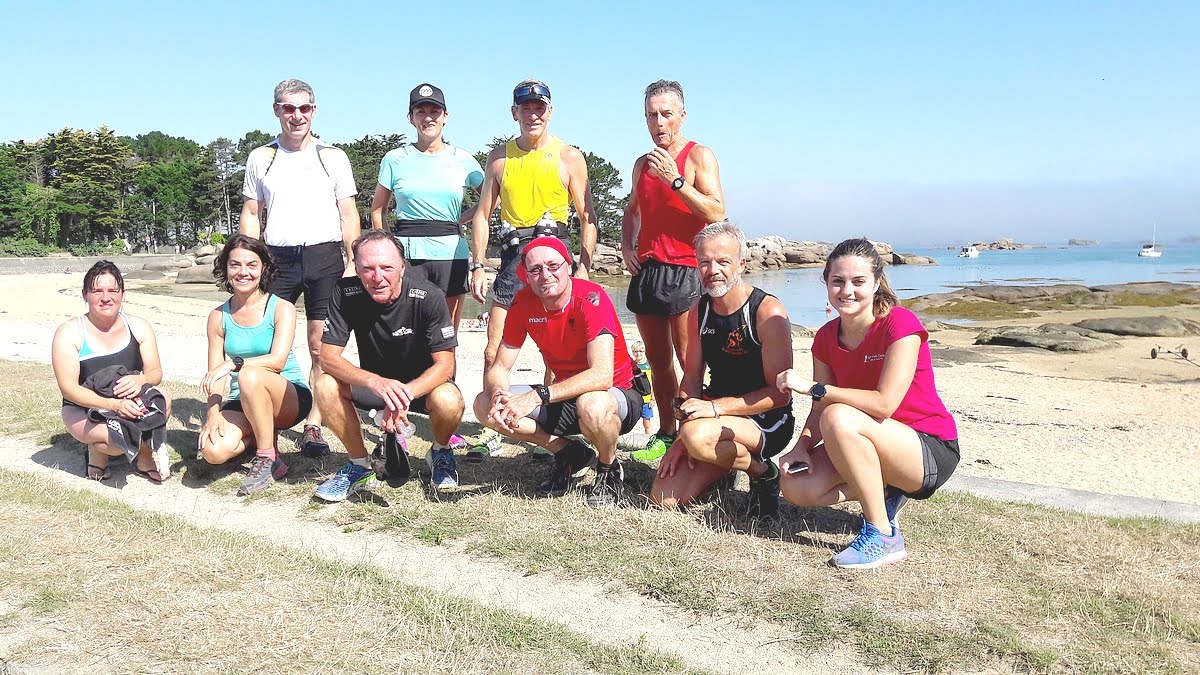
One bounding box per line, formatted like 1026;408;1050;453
503;279;635;388
635;141;708;266
812;307;958;440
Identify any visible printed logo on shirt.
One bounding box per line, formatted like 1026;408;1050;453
440;325;455;339
323;323;331;332
724;326;749;356
392;327;414;337
700;327;716;335
528;317;548;324
408;288;427;299
586;291;600;306
864;354;885;363
344;286;363;296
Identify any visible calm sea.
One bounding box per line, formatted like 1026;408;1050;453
608;242;1200;328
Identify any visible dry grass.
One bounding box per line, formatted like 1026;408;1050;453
0;467;694;674
8;358;1200;673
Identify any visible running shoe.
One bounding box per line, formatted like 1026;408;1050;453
585;459;624;507
631;431;675;462
299;424;330;458
465;428;502;463
747;459;780;520
830;521;909;570
430;448;459;491
238;455;288;496
884;486;910;530
529;445;554;464
536;441;596;495
314;462;375;502
369;432;411;488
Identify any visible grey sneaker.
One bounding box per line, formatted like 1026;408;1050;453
238;455;287;496
299;425;330;458
536;441;596;495
585;459;624;507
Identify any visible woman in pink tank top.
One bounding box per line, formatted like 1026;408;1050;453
775;238;960;570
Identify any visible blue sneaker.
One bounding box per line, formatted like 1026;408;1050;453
430;448;459;491
884;486;909;530
314;462;375;503
831;521;908;569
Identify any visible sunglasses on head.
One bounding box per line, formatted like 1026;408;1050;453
276;103;314;115
513;83;550;101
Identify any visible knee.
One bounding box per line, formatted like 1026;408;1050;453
575;391;615;435
818;403;862;440
780;475;819;507
649;483;681;509
678;420;720;457
472;392;492;424
313;373;345;413
308;341;322;363
236;365;266;391
428;383;464;419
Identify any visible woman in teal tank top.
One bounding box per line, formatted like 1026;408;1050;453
199;235;313;496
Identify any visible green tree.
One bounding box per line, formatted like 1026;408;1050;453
42;127;135;245
580;151;626;246
206;138;239;234
333;134;407;226
120;131;201;164
0;148;24;236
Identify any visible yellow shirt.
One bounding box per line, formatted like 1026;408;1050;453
500;136;570;227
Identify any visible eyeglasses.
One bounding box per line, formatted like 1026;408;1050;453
275;103;315;115
525;260;565;278
513;83;551;102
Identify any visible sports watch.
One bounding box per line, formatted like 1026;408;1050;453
670;176;685;191
469;262;486;273
809;383;827;402
534;385;551;404
232;356;245;372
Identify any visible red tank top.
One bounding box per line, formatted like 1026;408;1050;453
634;141;707;266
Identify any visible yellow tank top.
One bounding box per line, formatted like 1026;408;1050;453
500;136;570;227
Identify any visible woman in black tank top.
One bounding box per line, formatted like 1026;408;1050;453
51;261;171;482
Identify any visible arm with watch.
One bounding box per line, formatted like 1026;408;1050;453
647;143;726;223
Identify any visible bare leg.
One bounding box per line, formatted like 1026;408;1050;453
575;391;620;464
314;374;367;459
651;415;766;508
425;382;465;446
236;365;301;457
635;313;680;436
471;391;569;453
304;319;325;427
446;294;465;336
483;305;509;373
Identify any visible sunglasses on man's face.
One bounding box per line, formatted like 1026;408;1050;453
276;103;314;115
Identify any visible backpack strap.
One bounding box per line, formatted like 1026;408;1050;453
261;139;334;178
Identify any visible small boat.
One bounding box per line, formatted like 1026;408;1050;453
1138;224;1162;258
958;245;980;258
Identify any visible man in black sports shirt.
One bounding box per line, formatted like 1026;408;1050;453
313;230;466;501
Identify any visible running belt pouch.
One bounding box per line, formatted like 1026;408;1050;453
631;365;652;397
392;219;459;238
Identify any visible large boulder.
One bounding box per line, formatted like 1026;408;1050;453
194;244;216;257
974;325;1118;352
195;254;216;267
124;269;167;281
784;248;823;265
962;285;1091;303
176;266;217;284
1074;316;1200;337
892;253;937;266
143;256;195;271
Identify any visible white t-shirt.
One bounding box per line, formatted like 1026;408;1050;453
242;141;358;246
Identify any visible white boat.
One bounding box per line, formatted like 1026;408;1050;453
958;245;979;258
1138;224;1162;258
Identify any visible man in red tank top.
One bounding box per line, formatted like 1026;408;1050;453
622;80;726;462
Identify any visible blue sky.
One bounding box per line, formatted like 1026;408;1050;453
1;1;1196;246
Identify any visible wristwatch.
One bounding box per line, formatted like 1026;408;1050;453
231;356;245;372
534;384;551;404
809;383;827;402
469;262;486;273
670;176;685;191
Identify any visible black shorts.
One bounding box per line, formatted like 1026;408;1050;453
626;259;701;316
751;407;796;459
349;383;461;417
220;384;313;428
267;241;345;321
513;385;642;437
406;258;469;298
903;433;960;500
490;247;525;309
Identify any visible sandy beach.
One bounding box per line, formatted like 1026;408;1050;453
2;271;1198;507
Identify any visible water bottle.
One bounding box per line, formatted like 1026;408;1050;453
534;211;557;238
499;221;520;253
369;409;415;438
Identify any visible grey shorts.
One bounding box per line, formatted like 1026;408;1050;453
510;385;642;437
903;433;960;500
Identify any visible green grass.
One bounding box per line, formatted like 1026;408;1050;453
0;467;695;674
12;358;1200;673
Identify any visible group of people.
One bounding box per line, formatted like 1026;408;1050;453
51;77;960;569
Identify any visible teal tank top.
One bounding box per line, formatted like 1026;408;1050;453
222;294;307;399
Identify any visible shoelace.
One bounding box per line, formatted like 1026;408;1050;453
248;457;272;478
433;452;454;471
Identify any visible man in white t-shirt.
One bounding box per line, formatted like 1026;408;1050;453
240;78;360;457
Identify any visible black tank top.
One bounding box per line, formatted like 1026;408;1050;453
699;286;772;399
64;314;143;408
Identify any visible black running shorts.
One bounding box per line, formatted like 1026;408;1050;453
406;258;470;298
626;259;701;316
267;241;345;321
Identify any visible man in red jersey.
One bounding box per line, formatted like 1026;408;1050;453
623;80;726;463
473;237;647;507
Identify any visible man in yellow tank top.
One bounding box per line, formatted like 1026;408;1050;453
470;80;598;374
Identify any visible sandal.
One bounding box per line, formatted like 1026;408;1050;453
134;466;168;483
85;463;111;481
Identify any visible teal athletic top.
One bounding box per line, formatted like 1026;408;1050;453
221;294;307;399
376;143;484;261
